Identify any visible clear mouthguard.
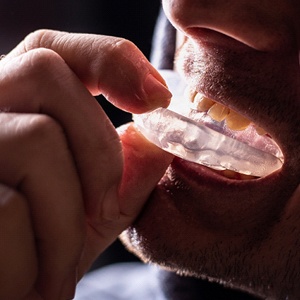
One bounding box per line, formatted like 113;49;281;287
133;70;284;177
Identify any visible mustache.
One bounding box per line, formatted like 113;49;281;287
174;40;300;141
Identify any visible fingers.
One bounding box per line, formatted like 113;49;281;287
5;30;172;113
0;49;123;219
0;185;37;300
1;30;172;220
0;114;85;299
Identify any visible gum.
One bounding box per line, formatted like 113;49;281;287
133;70;283;177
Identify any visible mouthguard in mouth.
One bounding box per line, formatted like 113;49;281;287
133;70;284;178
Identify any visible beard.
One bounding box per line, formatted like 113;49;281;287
120;37;300;299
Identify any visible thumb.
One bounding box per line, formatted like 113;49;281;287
78;123;173;276
6;30;172;113
117;123;174;216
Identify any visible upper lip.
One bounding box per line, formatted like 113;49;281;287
185;27;257;52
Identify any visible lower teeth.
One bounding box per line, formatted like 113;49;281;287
133;70;283;178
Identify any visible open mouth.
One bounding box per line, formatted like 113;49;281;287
134;70;284;179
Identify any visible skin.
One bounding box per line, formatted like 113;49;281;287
1;1;300;300
120;1;300;299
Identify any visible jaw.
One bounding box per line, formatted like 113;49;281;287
120;160;300;298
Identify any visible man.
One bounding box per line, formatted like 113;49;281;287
0;0;300;299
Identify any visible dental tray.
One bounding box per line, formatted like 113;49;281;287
133;70;283;177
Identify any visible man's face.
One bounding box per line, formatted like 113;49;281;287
122;1;300;298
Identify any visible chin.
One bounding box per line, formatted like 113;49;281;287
120;156;300;299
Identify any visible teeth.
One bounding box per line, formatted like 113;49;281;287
225;109;251;131
195;94;215;112
184;86;197;103
254;126;267;136
188;89;253;132
221;169;239;179
208;103;230;122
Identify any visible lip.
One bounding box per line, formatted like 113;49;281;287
171;155;284;199
155;156;296;234
185;28;257;52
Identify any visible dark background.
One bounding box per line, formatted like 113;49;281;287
0;1;160;56
0;0;161;270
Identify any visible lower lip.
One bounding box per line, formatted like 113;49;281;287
159;156;286;233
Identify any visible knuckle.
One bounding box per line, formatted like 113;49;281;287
21;114;66;148
0;185;26;219
99;37;138;66
109;38;138;60
0;114;67;166
22;48;65;79
96;37;144;93
112;38;137;52
23;29;54;52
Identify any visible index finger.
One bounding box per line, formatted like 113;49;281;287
5;30;172;113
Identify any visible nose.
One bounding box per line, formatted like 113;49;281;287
163;0;230;32
162;0;294;51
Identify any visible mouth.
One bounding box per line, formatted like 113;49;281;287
134;70;284;180
123;27;300;292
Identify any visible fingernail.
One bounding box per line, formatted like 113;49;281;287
60;270;77;300
143;74;172;108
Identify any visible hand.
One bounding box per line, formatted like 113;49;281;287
0;30;173;299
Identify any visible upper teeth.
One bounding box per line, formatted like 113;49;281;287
187;87;267;135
